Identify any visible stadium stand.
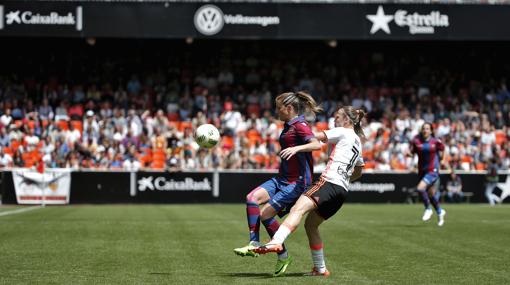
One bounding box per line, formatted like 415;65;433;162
0;39;509;171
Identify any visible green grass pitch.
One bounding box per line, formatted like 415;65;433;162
0;204;509;284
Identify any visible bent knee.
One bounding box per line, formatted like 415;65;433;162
246;193;256;203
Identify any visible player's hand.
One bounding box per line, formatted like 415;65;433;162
280;146;299;160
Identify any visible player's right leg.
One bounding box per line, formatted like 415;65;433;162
417;180;433;221
485;184;498;206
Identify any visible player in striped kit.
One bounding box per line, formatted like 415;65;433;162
409;122;447;226
233;91;323;276
253;106;365;277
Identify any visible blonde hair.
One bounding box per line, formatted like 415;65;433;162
341;106;366;139
276;91;323;116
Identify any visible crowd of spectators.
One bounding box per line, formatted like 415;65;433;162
0;40;509;172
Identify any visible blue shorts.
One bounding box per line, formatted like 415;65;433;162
259;177;308;215
419;172;439;186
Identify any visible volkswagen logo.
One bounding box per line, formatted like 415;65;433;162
194;5;224;36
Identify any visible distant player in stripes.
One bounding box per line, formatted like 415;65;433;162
253;106;365;277
233;91;322;276
409;122;447;226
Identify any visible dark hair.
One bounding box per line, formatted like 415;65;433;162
420;122;434;138
341;106;365;139
276;91;323;116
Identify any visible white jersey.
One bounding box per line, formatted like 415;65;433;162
322;127;364;190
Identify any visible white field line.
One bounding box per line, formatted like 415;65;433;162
0;206;42;217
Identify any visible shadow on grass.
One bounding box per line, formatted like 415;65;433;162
148;272;172;275
219;272;308;278
375;224;425;228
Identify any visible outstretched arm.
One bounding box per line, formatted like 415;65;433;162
279;138;321;160
314;131;328;143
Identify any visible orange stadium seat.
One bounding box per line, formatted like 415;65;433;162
71;121;83;133
167;113;180;122
221;136;234;150
3;147;13;156
247;129;261;146
475;162;486;171
383;129;391;141
10;140;21;152
14;120;23;129
57;120;69;131
179;121;192;132
364;161;376;169
495;130;506;146
168;121;179;130
312;150;322;159
315;122;328;132
27;120;36;130
150;160;165;169
364;149;375;160
246;104;260;117
153;150;166;161
252;154;266;165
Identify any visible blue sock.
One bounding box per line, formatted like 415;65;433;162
246;201;260;242
418;189;431;209
262;217;287;255
429;194;442;214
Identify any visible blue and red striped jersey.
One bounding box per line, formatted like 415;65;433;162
411;135;445;174
278;115;315;185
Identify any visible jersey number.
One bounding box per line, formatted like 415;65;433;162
346;146;360;172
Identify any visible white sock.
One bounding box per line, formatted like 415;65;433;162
310;244;326;273
271;224;293;245
277;250;288;260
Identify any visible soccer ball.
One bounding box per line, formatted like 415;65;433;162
194;124;220;148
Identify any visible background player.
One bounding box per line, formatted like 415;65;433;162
409;122;447;226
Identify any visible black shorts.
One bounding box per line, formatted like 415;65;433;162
304;177;348;220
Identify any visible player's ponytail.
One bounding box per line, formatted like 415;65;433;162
276;91;323;117
295;91;323;115
342;106;366;139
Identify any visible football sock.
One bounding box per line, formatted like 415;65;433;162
418;189;431;209
246;201;260;242
262;217;287;256
271;223;294;245
429;194;442;214
310;243;326;273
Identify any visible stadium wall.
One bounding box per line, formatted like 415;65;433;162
1;170;506;204
0;1;510;40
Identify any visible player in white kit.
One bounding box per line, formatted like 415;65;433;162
254;106;365;277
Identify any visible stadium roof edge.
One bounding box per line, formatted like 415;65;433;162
10;0;510;4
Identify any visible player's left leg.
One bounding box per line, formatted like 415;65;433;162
417;179;433;221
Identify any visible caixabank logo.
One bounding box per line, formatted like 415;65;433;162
366;5;449;35
0;5;82;30
138;176;212;192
